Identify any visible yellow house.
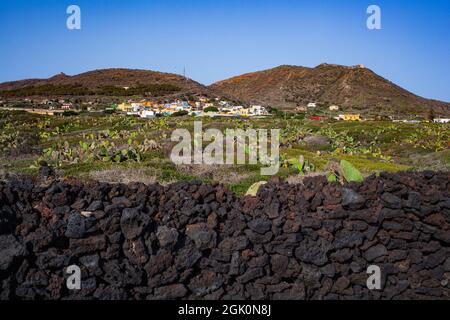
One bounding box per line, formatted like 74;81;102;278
117;103;133;112
238;108;250;117
340;114;361;121
140;100;154;107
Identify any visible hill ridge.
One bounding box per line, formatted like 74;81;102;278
210;64;450;116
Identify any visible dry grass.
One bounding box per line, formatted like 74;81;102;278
286;172;327;185
177;164;252;185
86;167;158;185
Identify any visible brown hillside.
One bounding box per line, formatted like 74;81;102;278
0;68;208;96
210;64;450;116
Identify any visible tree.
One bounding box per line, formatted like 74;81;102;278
427;108;436;121
172;110;189;117
204;106;218;113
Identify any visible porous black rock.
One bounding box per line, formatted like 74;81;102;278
0;235;26;270
156;226;179;248
0;171;449;300
120;208;149;240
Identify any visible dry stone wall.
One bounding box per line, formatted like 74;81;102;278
1;171;449;300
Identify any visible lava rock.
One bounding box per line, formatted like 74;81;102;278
65;212;96;239
185;223;216;250
342;188;365;209
0;235;26;270
156;226;179;248
120;208;149;240
248;218;272;234
365;244;388;261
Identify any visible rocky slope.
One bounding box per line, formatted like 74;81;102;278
0;68;208;98
210;64;450;116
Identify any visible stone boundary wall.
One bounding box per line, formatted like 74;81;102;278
1;171;449;300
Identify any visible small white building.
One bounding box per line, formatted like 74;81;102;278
140;110;155;119
249;105;269;116
307;102;317;108
329;105;339;111
434;118;450;124
403;120;421;124
131;103;143;112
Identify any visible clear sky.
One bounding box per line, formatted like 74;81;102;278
0;0;449;101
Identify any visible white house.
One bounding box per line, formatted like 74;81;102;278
140;110;155;119
403;120;421;124
131;103;143;112
434;118;450;124
249;105;269;116
307;102;317;108
329;105;339;111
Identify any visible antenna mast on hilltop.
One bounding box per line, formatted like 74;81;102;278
183;66;187;83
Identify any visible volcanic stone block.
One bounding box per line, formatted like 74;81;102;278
0;234;26;270
342;188;365;209
120;208;149;240
185;223;217;250
248;218;272;234
188;270;224;296
69;235;106;256
65;212;96;239
156;226;178;248
365;244;388;261
153;284;187;299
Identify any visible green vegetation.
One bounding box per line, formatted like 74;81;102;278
0;109;448;194
0;83;181;97
203;106;219;113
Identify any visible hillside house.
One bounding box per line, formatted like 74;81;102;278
434;118;450;124
338;114;361;121
140;110;155;119
249;105;269;116
131;103;143;112
329;105;339;111
296;106;307;112
307;116;325;121
307;102;317;108
117;103;133;112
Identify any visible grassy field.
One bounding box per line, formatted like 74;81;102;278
1;109;449;194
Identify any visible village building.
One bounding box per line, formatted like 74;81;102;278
433;118;450;123
117;103;133;112
338;114;361;121
329;105;339;111
249;105;269;116
140;110;156;119
307;115;326;121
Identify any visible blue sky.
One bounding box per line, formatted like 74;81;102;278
0;0;449;101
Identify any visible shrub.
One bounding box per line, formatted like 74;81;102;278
204;106;218;113
172;110;189;117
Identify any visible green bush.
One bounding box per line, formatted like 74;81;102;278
62;111;79;117
204;106;218;113
172;110;189;117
